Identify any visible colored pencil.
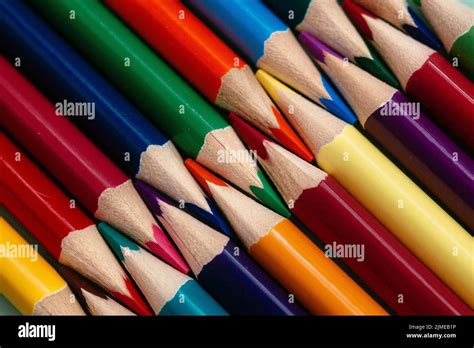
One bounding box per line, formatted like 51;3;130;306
31;0;289;218
135;180;307;316
343;0;474;152
185;160;388;315
105;0;313;162
0;57;187;274
351;0;441;49
229;113;473;315
0;133;152;316
58;266;136;316
412;0;474;75
302;34;474;231
186;0;356;124
0;1;231;238
98;223;228;316
255;72;474;308
263;0;398;87
0;217;86;316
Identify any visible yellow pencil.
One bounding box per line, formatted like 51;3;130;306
0;217;85;315
257;70;474;308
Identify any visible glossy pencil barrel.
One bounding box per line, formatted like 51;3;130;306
404;52;474;152
365;92;474;230
0;218;85;316
317;126;474;307
250;219;387;315
292;176;472;315
197;241;307;315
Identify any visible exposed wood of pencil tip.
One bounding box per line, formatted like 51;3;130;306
257;140;327;204
59;225;133;298
33;286;86;316
298;0;373;60
196;126;263;194
355;9;434;88
257;71;346;156
121;245;189;314
136;143;210;211
259;29;330;102
317;50;397;125
420;0;473;51
154;198;229;276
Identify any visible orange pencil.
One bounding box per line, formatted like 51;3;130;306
185;159;387;315
105;0;313;161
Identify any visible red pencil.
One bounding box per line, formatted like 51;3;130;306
105;0;313;161
0;133;152;315
229;113;472;315
343;0;474;152
0;56;187;273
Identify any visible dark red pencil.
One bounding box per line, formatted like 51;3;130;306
229;113;473;315
343;0;474;152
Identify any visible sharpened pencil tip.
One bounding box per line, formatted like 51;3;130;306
342;0;375;40
299;33;344;63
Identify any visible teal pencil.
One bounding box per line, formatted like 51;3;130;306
98;223;228;316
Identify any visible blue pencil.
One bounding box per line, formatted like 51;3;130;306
187;0;356;123
135;180;307;316
0;0;232;237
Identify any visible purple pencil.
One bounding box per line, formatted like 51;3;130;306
300;32;474;231
134;180;307;316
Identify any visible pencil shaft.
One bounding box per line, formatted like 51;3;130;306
30;0;225;158
0;58;125;213
251;219;387;315
365;92;474;230
197;241;307;315
0;134;92;260
404;52;474;152
294;177;472;314
0;218;85;316
317;125;474;307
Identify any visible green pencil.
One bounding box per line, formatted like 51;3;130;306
264;0;399;87
30;0;290;217
412;0;474;75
